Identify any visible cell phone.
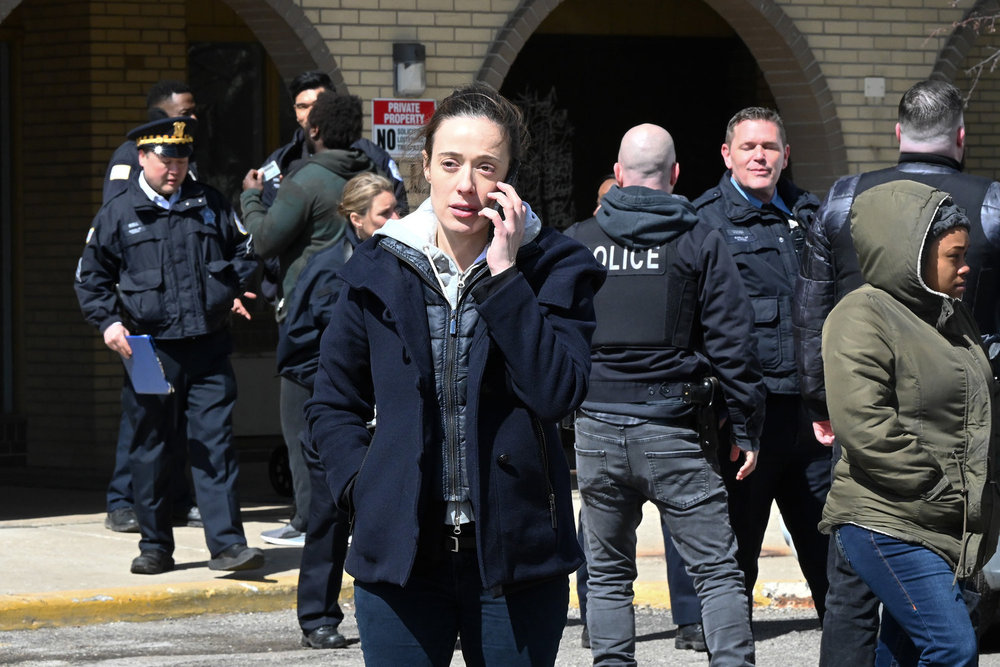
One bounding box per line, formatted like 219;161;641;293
491;160;520;218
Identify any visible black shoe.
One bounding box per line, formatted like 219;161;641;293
581;625;591;649
675;623;707;652
105;507;140;533
130;550;174;575
208;544;265;571
301;625;347;649
171;505;203;528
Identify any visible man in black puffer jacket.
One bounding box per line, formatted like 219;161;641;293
792;79;1000;667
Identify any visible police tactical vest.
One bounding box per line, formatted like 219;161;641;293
854;165;996;333
572;218;697;349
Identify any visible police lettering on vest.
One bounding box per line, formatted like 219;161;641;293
591;244;663;274
573;218;697;350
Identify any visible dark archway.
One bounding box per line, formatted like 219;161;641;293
220;0;342;90
478;0;847;196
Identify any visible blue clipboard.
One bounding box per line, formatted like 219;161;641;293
122;335;173;394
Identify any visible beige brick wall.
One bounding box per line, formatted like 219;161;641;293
18;0;187;467
298;0;1000;190
8;0;1000;469
770;0;999;184
955;34;1000;181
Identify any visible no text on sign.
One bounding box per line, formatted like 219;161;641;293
372;98;436;158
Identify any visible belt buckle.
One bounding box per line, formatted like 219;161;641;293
449;535;460;552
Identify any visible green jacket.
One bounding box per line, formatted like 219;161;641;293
819;179;1000;577
240;148;374;320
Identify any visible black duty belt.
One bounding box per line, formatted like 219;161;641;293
587;379;716;405
445;524;476;552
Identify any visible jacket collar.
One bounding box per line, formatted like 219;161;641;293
716;171;817;224
339;239;437;379
130;177;207;213
898;152;962;171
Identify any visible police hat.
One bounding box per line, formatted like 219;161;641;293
127;116;197;158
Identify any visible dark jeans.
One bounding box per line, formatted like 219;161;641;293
835;525;977;667
353;553;568;666
279;377;311;531
819;440;879;667
126;331;247;557
575;413;753;666
297;424;350;633
719;393;830;620
576;509;702;628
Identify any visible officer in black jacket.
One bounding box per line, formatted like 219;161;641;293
76;116;263;576
694;107;831;622
565;123;763;664
100;80;202;535
793;79;1000;667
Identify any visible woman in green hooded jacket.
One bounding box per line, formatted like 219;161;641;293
820;179;1000;666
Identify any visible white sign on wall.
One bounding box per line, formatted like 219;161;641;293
371;98;436;158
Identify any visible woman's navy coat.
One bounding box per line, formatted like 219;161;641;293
305;227;605;591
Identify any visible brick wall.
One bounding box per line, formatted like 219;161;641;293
772;0;1000;184
955;30;1000;180
6;0;1000;470
18;0;186;467
303;0;995;190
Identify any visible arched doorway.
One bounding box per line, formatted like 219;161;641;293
481;0;846;227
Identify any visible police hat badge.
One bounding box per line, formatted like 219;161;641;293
127;115;197;159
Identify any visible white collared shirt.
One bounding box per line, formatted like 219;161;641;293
138;172;181;211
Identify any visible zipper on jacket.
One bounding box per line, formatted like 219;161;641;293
159;211;184;329
383;242;490;531
442;263;490;531
531;415;558;529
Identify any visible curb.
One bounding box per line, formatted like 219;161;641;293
0;575;303;631
753;581;816;610
0;577;814;631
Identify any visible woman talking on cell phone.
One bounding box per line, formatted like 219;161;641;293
305;83;605;666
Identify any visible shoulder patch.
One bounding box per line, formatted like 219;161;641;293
233;212;248;236
109;164;131;181
85;227;95;244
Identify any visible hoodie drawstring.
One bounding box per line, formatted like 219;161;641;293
423;244;452;307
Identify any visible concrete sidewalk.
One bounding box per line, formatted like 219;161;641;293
0;461;816;631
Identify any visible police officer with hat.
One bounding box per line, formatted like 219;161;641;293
76;116;264;575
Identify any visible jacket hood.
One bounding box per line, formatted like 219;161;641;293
850;180;956;327
310;148;374;180
596;185;699;249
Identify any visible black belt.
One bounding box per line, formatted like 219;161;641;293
444;524;476;552
587;379;716;405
